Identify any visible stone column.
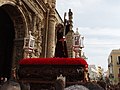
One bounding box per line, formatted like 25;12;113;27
47;8;56;57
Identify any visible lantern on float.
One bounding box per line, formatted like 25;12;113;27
23;31;35;58
73;28;84;57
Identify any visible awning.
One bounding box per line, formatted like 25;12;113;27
19;58;88;67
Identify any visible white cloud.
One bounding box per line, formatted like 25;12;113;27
77;27;120;71
78;27;120;71
79;0;102;11
79;27;120;37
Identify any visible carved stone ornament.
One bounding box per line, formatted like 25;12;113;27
32;16;43;57
51;0;56;9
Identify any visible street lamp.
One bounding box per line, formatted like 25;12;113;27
23;31;35;58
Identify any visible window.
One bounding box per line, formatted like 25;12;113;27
110;67;113;74
118;68;120;77
109;56;112;63
117;56;120;64
108;56;112;64
111;56;112;63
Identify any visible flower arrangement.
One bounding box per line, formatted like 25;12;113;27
19;58;88;67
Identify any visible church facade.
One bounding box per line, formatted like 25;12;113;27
0;0;64;79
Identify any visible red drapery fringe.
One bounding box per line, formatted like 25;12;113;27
19;58;88;67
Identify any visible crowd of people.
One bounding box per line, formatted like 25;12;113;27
0;75;120;90
82;80;120;90
106;83;120;90
0;77;7;85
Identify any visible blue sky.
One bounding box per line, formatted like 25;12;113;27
56;0;120;71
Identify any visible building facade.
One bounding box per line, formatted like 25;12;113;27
88;65;98;81
108;49;120;84
97;66;104;80
0;0;63;79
